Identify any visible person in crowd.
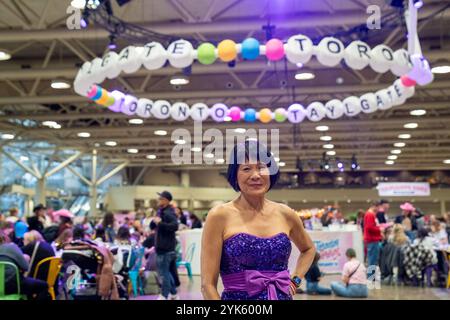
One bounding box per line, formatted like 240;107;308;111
27;204;46;233
0;229;49;300
330;248;368;298
102;212;116;243
13;219;28;248
43;208;55;228
305;252;331;295
363;202;382;276
413;228;438;264
376;199;390;224
389;224;410;247
320;206;335;227
356;209;365;230
201;140;315;300
395;202;417;240
150;190;180;300
93;226;106;244
54;209;74;238
142;208;155;233
190;213;203;229
21;230;55;280
6;207;20;224
52;228;73;256
174;207;188;226
72;224;88;241
430;220;449;250
79;215;94;239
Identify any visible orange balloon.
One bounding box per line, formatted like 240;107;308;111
95;90;110;106
259;108;273;123
218;39;237;62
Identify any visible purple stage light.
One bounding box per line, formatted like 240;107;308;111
80;18;87;28
414;0;423;8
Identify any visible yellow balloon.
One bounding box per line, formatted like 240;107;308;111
95;90;110;106
218;39;237;62
259;108;272;123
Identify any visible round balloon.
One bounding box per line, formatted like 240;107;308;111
359;93;378;113
274;108;287;122
190;103;209;121
101;52;121;79
95;89;110;105
324;99;344;119
259;108;272;123
391;79;406;106
197;42;217;65
218;39;237;62
210;103;228;122
343;41;371;70
141;42;167;70
403;84;415;100
374;89;393;111
306;102;326;122
391;48;413;77
167;39;194;69
369;45;394;73
342;96;361;117
171;102;190;121
229;106;242;122
265;39;285;61
316;37;344;67
118;46;142;74
241;38;260;60
285;35;314;65
121;95;139;115
407;54;434;86
153;100;172;119
287;103;305;123
90;57;107;84
401;75;416;87
136;98;153;118
109;90;126;112
244;108;257;122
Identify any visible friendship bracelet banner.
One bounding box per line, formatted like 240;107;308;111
74;33;434;123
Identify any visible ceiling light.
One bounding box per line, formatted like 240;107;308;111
336;77;344;84
323;144;334;149
413;0;423;8
175;139;186;145
224;116;232;122
234;128;246;134
295;72;315;80
170;75;189;85
77;132;90;138
315;125;329;132
274;157;280;162
129;118;144;125
205;153;214;159
443;159;450;164
108;34;117;50
105;141;117;147
146;154;156;159
0;49;12;61
388;155;398;160
191;147;202;152
154;130;167;136
42;121;58;127
71;0;86;9
394;142;406;148
326;150;336;156
1;133;15;140
320;135;332;141
20;156;29;162
51;79;71;89
391;149;402;154
215;159;225;164
127;148;138;154
53;124;61;129
385;160;395;165
278;162;286;167
403;123;418;129
431;65;450;74
398;134;411;139
410;109;426;116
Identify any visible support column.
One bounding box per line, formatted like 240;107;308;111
180;171;190;187
440;200;446;216
35;178;46;205
90;149;98;216
188;198;194;212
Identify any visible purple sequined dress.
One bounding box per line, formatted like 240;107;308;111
220;232;292;300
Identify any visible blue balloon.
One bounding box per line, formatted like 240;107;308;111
244;108;257;122
91;86;103;100
241;38;260;60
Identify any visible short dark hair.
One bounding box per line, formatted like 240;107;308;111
73;225;85;240
117;226;130;240
345;248;356;258
226;140;279;192
377;199;389;205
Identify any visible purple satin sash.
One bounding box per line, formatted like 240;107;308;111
222;270;291;300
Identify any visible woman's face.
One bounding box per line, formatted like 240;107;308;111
237;161;270;197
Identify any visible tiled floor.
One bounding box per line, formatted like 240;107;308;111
131;274;450;300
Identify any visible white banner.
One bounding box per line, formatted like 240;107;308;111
376;182;430;197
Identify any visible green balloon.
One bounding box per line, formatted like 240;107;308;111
197;43;216;65
274;109;287;122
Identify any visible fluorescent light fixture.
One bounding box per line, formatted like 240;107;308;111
385;160;395;165
205;153;214;159
274;157;280;162
105;141;117;147
42;121;58;127
71;0;86;9
431;65;450;74
320;135;332;141
315;125;329;132
53;124;61;129
443;159;450;164
398;134;411;139
326;150;336;156
410;109;426;116
278;162;286;167
0;49;12;61
129;118;144;125
234;128;246;134
388;155;398;160
154;130;167;136
127;148;138;154
394;142;406;148
215;159;225;164
191;147;202;152
51;79;71;89
146;154;156;159
323;144;334;149
391;149;402;154
403;123;418;129
174;139;186;145
295;72;315;80
77;132;90;138
20;156;29;162
170;75;189;85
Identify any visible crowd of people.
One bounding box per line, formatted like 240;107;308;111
0;190;203;300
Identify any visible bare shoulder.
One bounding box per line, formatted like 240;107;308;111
206;202;231;222
275;202;297;219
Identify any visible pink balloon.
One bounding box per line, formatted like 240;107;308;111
265;39;285;61
86;85;98;98
229;106;242;121
400;75;416;87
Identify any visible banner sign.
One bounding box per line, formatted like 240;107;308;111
377;182;430;197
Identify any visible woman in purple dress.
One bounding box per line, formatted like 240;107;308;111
201;140;316;300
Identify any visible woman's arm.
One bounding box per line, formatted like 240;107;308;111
283;205;316;279
201;206;226;300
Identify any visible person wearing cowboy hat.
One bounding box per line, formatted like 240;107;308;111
395;202;418;241
53;209;74;237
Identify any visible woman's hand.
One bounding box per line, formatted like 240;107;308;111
289;281;297;297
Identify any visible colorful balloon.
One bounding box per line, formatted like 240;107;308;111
241;38;260;60
244;108;256;122
265;39;285;61
258;108;273;123
218;39;237;62
400;75;416;87
229;106;242;122
197;42;217;65
274;108;287;122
